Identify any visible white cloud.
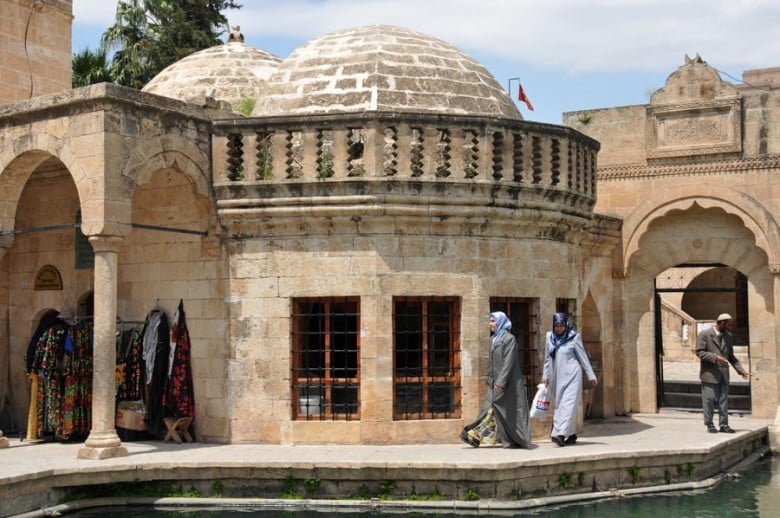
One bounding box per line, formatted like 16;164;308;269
73;0;780;72
72;0;121;26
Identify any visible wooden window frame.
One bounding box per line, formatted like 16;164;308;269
392;296;461;420
291;297;360;421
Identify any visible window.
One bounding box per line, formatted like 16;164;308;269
393;297;461;420
74;210;94;269
490;297;539;404
291;298;360;420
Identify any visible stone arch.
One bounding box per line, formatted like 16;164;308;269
623;187;780;274
623;205;774;416
122;134;211;203
581;291;604;418
0;143;89;235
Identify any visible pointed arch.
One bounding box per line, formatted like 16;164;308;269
623;187;780;273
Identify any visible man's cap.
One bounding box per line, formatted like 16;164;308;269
717;313;733;322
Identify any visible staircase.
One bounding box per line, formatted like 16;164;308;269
662;380;751;412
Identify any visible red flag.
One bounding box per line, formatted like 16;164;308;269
518;83;534;111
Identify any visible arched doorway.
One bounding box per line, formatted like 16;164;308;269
623;203;775;417
655;265;751;412
581;292;603;419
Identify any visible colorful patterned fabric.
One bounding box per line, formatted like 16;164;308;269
465;408;498;446
116;327;145;401
163;300;195;421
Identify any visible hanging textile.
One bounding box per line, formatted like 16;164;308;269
60;323;93;440
116;326;145;401
31;322;68;439
145;310;170;436
163;299;195;421
24;319;94;441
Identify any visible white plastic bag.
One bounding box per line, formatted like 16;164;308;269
530;383;550;419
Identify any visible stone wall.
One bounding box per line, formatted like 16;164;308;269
564;58;780;418
0;0;72;102
225;223;585;444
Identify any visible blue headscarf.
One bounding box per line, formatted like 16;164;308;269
549;312;574;359
490;311;512;344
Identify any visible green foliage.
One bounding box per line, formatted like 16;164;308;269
72;48;112;87
676;463;694;477
558;472;574;489
577;472;586;487
235;97;256;116
353;484;372;499
577;113;592;125
303;478;321;496
627;465;643;484
378;480;396;497
211;480;224;496
406;487;443;501
463;487;480;501
317;147;334;178
100;0;241;89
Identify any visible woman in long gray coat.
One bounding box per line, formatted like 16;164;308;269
543;312;597;446
460;311;531;448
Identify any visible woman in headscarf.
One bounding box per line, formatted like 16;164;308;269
460;311;531;448
543;312;597;446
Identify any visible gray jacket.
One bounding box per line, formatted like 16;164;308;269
695;326;746;384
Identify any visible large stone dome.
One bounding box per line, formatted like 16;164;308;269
143;41;281;114
254;25;521;119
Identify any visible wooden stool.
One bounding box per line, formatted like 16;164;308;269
163;416;194;443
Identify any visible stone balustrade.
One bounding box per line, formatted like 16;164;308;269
211;114;600;231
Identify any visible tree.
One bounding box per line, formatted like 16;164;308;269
100;0;241;89
72;48;113;88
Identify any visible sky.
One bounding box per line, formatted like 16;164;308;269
71;0;780;125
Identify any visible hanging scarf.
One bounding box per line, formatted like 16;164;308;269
549;312;575;359
490;311;512;345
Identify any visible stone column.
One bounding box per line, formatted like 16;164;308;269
769;272;780;453
78;236;127;459
0;236;11;448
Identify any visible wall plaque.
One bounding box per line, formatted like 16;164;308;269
645;98;742;159
34;265;63;290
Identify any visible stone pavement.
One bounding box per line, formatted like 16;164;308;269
0;410;772;517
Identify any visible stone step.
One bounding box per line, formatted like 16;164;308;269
662;380;751;411
662;391;751;411
663;381;750;395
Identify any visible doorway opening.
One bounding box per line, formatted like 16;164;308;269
654;263;751;413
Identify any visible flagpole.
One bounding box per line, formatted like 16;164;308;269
507;77;520;97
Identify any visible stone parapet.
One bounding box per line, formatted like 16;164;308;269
212;114;599;236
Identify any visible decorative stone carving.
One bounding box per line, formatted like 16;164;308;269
646;99;742;159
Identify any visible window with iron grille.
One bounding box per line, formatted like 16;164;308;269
291;298;360;420
490;297;539;405
393;297;461;420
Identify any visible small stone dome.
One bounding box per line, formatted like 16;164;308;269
143;40;281;114
254;25;521;119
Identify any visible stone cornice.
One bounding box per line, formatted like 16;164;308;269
597;156;780;181
17;0;72;20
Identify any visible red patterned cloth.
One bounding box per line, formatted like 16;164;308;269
163;300;195;421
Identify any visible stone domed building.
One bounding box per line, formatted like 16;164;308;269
0;0;618;457
142;29;281;113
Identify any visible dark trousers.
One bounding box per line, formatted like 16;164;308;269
701;379;729;428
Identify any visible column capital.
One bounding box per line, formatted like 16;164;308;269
87;235;123;253
770;264;780;275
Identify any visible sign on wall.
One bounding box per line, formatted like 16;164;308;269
34;265;63;290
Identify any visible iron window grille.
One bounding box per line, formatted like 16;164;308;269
291;297;360;420
490;297;540;405
393;296;461;420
